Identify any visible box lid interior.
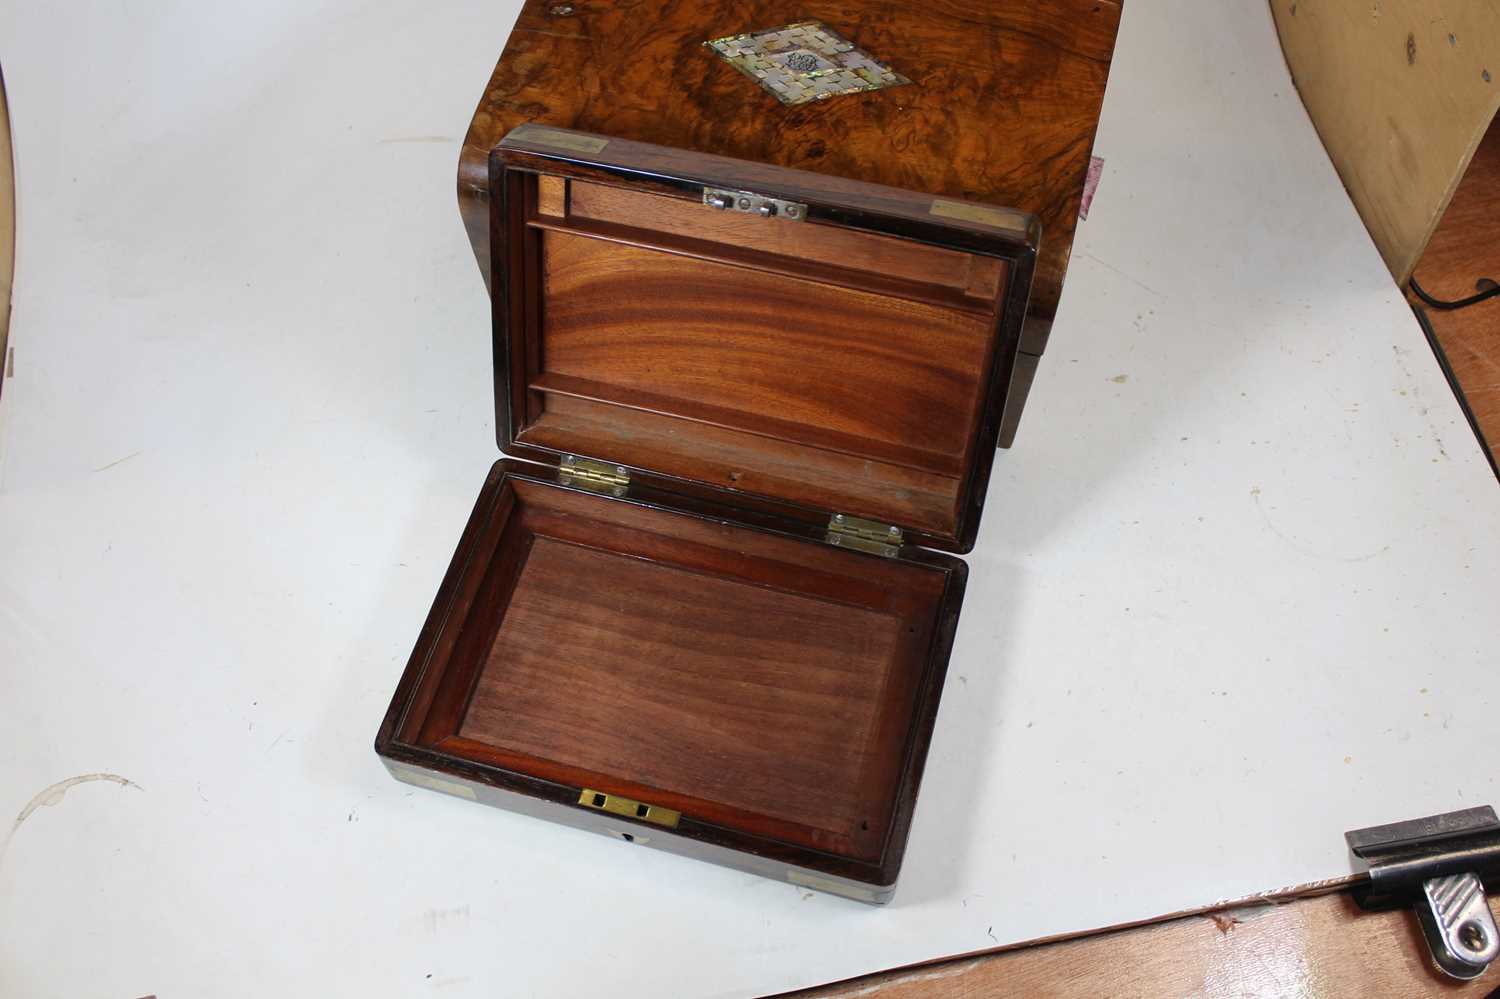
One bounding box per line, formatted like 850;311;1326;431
490;126;1037;553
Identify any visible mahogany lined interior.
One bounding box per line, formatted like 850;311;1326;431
408;476;950;862
509;175;1009;540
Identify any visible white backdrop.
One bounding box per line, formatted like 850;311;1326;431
1;3;1497;997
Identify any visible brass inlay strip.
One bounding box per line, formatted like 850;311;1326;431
929;198;1029;235
396;767;478;801
512;125;610;155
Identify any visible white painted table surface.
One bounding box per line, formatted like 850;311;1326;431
1;2;1496;997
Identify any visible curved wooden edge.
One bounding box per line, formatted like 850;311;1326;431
458;117;492;292
0;62;14;401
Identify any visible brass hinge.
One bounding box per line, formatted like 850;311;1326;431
703;186;807;220
558;455;629;496
825;513;903;557
578;788;681;828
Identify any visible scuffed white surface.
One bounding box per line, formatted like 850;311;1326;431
0;2;1496;997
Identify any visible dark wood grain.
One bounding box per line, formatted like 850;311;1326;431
458;0;1121;324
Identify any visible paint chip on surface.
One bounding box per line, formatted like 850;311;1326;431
1207;912;1241;934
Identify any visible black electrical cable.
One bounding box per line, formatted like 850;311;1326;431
1412;304;1500;483
1408;274;1500;311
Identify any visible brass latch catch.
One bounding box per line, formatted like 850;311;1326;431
559;455;629;496
703;186;806;220
578;788;681;828
825;513;902;557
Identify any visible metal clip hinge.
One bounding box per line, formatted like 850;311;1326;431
825;513;902;557
703;187;806;220
1346;805;1500;980
558;455;629;496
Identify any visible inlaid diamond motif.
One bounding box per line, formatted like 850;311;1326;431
705;22;911;106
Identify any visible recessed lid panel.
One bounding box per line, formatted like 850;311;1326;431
489;125;1038;553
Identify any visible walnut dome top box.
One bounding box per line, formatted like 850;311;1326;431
376;0;1120;902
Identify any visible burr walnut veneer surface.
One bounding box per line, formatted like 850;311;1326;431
457;0;1120;326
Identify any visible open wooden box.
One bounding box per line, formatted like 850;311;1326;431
375;125;1038;902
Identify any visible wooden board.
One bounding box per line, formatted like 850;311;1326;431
1270;1;1500;284
1411;116;1500;466
457;0;1120;322
783;890;1500;997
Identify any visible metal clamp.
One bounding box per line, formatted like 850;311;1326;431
1346;805;1500;980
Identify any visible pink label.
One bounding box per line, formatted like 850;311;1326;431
1079;155;1104;220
